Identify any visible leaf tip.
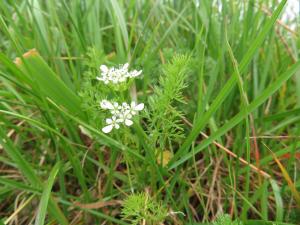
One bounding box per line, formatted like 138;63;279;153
14;48;39;66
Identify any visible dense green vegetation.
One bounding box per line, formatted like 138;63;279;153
0;0;299;224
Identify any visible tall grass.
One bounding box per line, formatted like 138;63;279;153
0;0;299;224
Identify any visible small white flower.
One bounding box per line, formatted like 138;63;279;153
102;116;121;133
120;110;133;126
97;63;142;85
100;65;108;73
100;100;114;110
110;102;120;115
129;101;144;115
121;63;129;71
124;118;133;126
100;99;144;133
122;102;130;110
128;69;142;78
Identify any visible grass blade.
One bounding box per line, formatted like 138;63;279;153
266;144;300;207
270;179;284;222
35;162;61;225
15;49;84;118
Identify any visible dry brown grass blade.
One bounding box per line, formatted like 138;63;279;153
5;195;35;224
249;115;262;183
259;5;298;37
264;143;300;207
182;117;271;179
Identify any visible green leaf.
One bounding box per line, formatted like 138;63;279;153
35;162;61;225
11;50;84;118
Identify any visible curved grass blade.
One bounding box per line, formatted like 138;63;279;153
267;144;300;207
35;162;61;225
17;50;84;118
270;179;284;222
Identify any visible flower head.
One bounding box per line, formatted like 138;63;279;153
100;100;144;133
102;116;122;133
96;63;142;85
129;101;144;115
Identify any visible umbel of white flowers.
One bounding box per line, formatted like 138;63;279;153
97;63;142;85
100;100;144;133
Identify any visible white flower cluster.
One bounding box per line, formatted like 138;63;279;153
100;100;144;133
97;63;142;84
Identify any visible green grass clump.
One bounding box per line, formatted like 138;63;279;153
121;192;168;225
147;54;191;149
212;214;243;225
0;0;299;224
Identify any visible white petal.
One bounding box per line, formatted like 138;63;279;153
100;100;107;109
123;63;129;69
100;101;106;109
134;103;144;111
102;125;113;133
136;70;142;76
129;70;142;77
107;102;114;109
106;118;112;124
100;100;114;110
100;65;108;72
115;124;120;129
125;119;133;126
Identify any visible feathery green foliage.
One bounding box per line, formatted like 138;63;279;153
212;214;243;225
147;54;191;148
121;192;168;225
